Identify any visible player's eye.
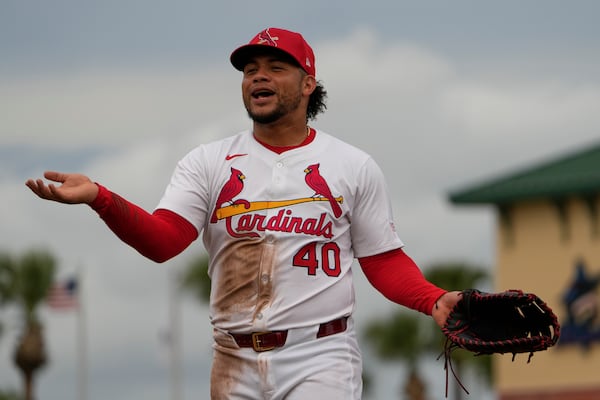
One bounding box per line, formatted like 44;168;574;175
243;64;258;75
270;62;287;71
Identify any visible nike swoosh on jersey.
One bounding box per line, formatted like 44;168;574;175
225;153;248;160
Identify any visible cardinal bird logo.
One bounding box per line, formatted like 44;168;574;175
304;163;343;218
211;167;246;223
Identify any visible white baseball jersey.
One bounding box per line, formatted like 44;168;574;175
156;129;403;333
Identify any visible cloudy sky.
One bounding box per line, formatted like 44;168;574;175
1;1;599;399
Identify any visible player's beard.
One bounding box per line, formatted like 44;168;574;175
245;90;302;124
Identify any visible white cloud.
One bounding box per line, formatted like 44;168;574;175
318;27;452;91
0;66;245;148
441;81;600;142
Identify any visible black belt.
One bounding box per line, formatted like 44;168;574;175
230;316;348;352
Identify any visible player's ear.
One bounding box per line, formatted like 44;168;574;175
302;75;317;96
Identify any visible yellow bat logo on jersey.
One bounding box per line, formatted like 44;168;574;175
215;196;344;220
212;166;344;239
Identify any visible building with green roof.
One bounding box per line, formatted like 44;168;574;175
448;141;600;400
449;142;600;205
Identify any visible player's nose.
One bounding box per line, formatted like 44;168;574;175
251;68;271;82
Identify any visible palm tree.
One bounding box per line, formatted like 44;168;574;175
0;389;23;400
0;255;22;400
364;312;429;399
179;253;211;304
1;253;17;337
0;249;57;400
363;262;492;400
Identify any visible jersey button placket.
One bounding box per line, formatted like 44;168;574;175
261;273;270;284
272;160;285;188
253;160;283;327
254;233;275;328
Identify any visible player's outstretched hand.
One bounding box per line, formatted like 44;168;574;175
25;171;99;205
431;291;462;329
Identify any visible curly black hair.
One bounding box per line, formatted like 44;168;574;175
307;81;327;121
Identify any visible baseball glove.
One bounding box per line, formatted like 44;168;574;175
439;289;560;396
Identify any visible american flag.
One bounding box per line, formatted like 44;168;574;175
47;277;79;310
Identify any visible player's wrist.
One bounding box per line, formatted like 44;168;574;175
87;183;108;210
83;182;100;204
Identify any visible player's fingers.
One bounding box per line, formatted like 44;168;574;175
43;170;66;183
47;184;64;201
38;180;60;199
24;178;37;191
28;179;46;196
43;182;73;203
25;178;52;199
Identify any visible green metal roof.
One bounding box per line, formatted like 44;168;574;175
449;142;600;205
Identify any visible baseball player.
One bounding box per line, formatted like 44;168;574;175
26;27;461;399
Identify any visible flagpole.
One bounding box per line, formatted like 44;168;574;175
168;266;183;400
77;264;88;400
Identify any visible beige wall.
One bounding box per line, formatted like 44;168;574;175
495;196;600;395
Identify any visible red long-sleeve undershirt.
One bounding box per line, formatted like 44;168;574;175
89;184;445;314
358;249;447;315
89;184;198;263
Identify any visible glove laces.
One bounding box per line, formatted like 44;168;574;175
438;338;470;398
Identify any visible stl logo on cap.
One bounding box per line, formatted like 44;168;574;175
230;27;316;77
256;29;279;47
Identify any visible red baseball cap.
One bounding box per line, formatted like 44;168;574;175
230;28;316;77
